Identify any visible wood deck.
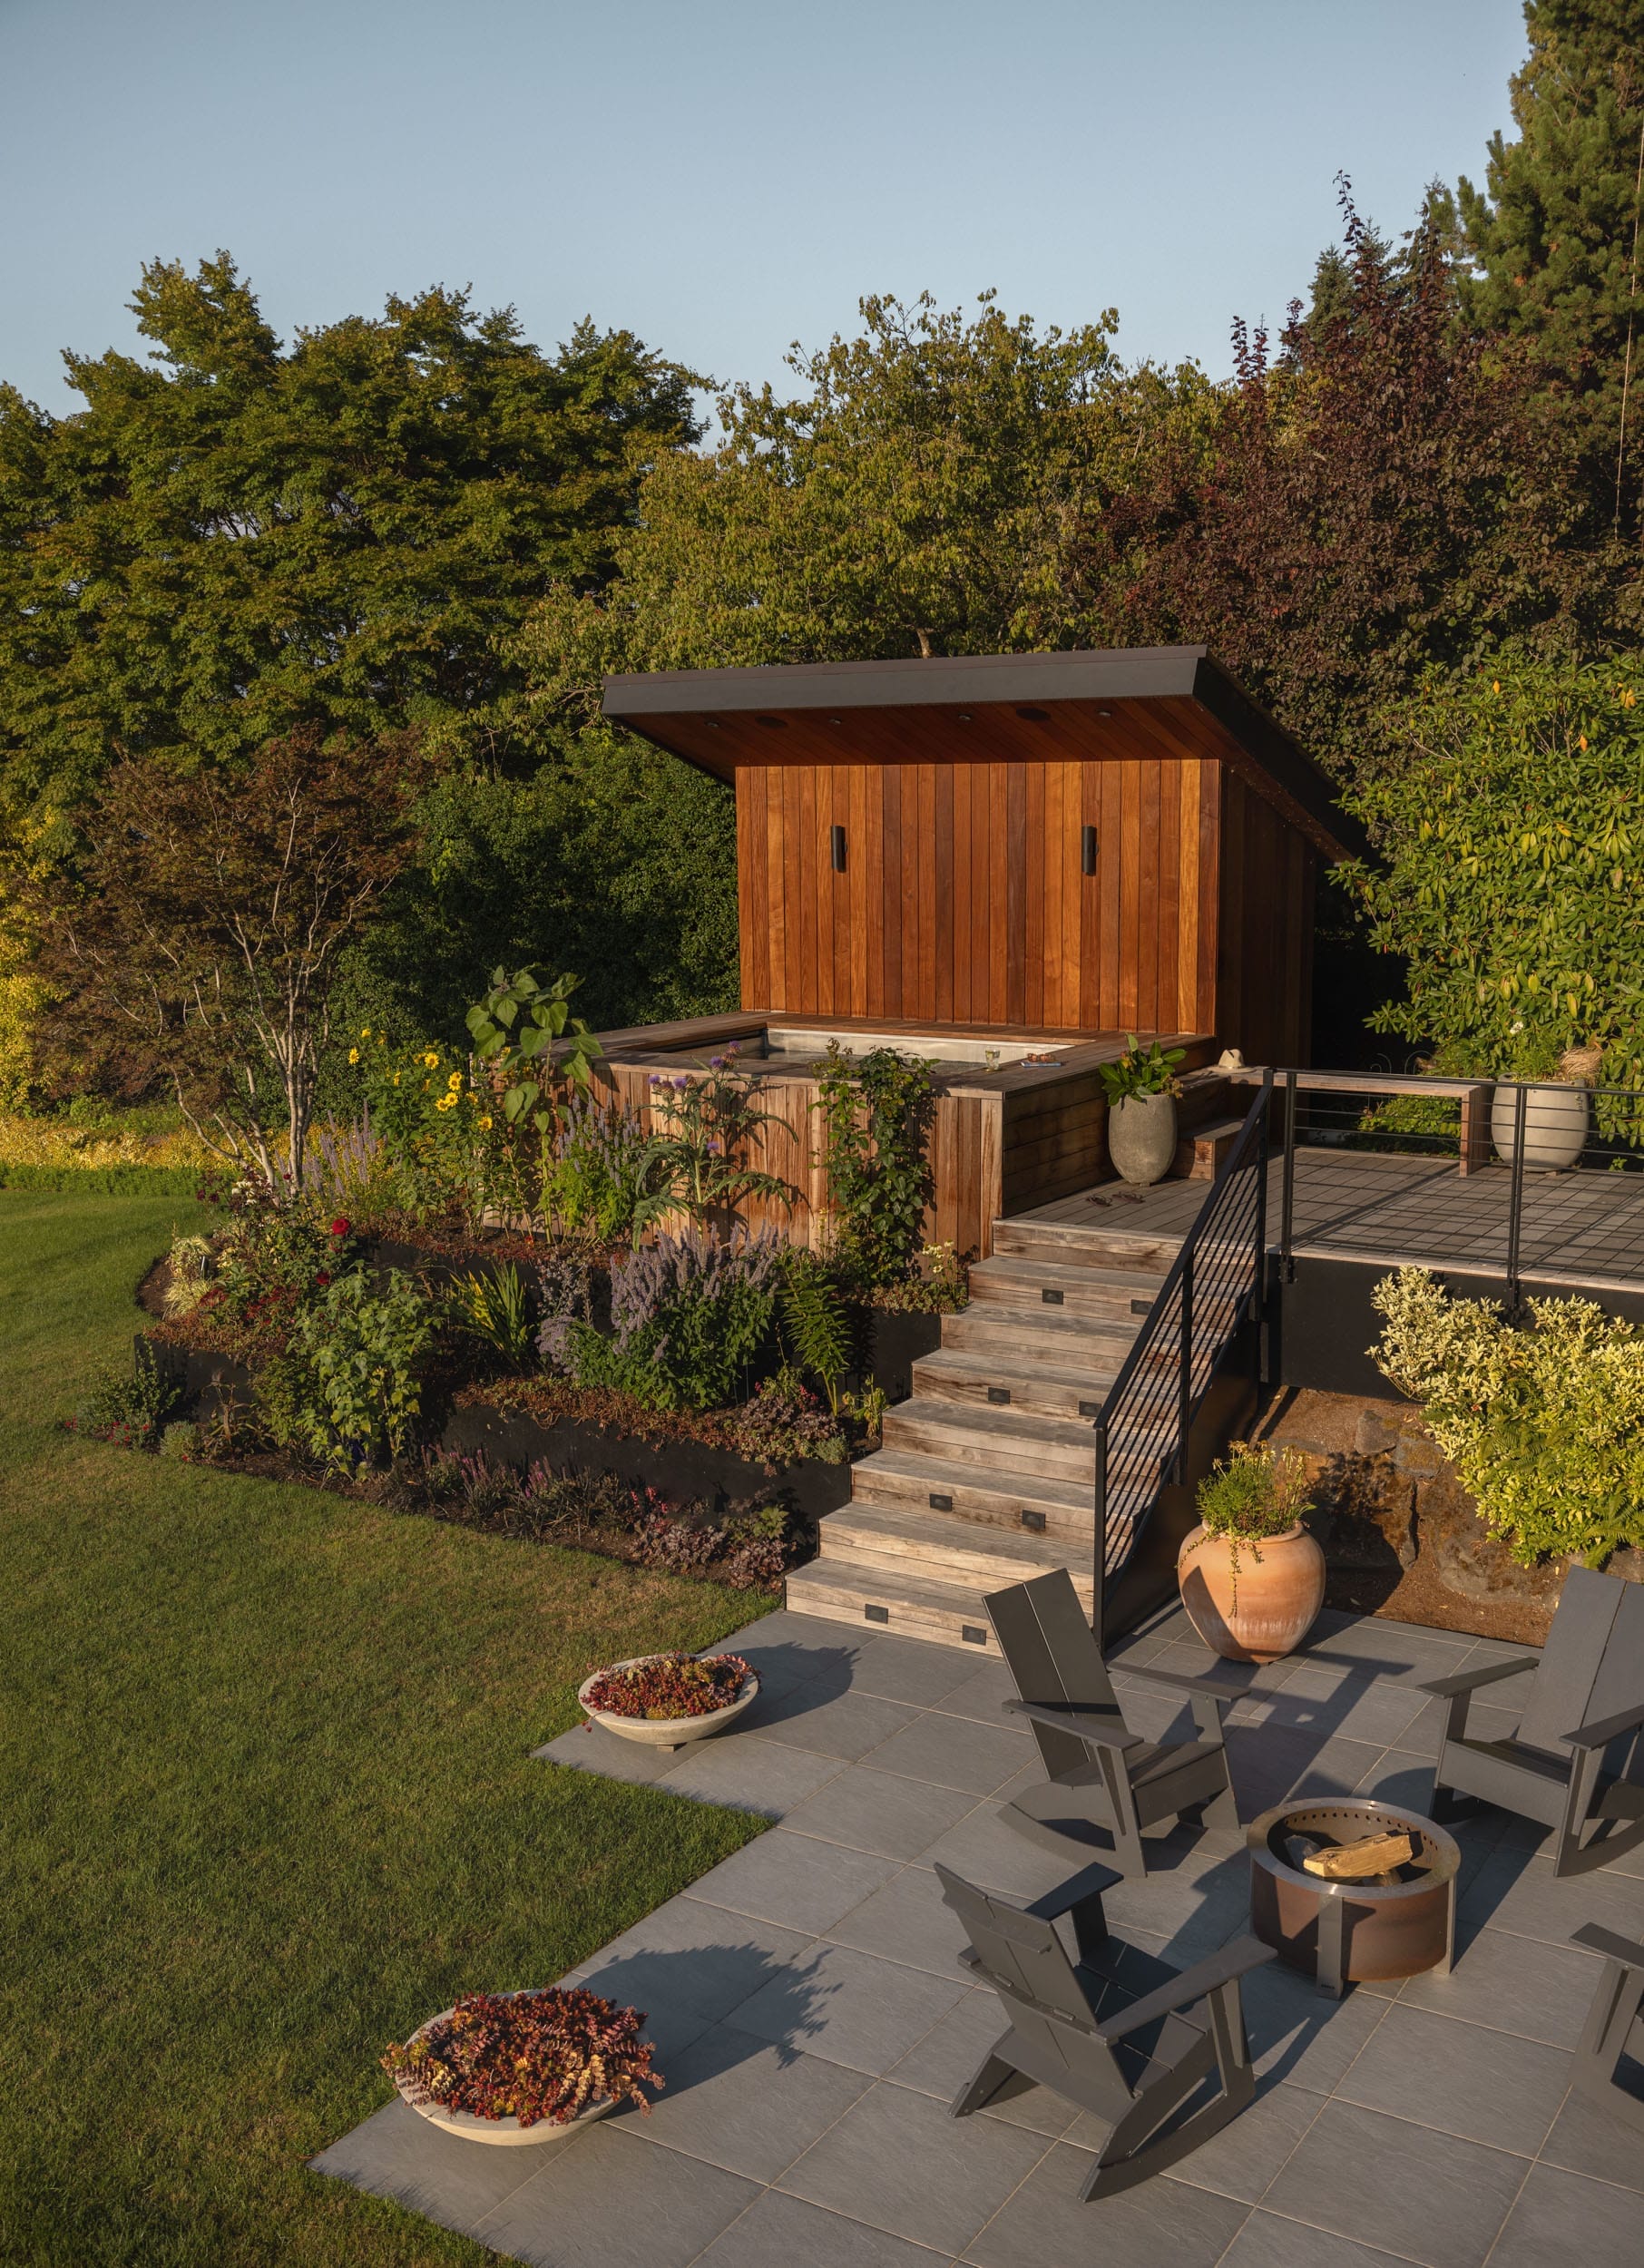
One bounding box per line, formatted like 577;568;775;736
1018;1147;1644;1292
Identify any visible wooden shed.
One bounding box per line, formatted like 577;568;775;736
604;645;1358;1064
596;647;1360;1256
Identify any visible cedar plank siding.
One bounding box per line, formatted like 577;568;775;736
735;757;1234;1040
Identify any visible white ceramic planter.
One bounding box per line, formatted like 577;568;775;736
1108;1092;1179;1187
577;1655;760;1750
391;1996;619;2147
1491;1082;1589;1172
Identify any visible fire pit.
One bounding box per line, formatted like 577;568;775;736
1247;1798;1461;1999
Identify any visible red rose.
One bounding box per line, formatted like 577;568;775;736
329;1217;350;1237
315;1270;332;1287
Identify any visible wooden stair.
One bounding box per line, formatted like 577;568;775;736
786;1214;1182;1653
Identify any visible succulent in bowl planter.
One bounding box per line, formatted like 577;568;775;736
382;1985;661;2146
578;1650;759;1749
1178;1441;1324;1663
1098;1037;1187;1187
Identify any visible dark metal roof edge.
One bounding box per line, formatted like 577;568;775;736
601;646;1209;716
1188;658;1365;865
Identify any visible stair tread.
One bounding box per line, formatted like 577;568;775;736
972;1255;1170;1293
944;1305;1142;1346
822;1501;1084;1577
886;1395;1120;1452
914;1345;1125;1393
853;1444;1143;1509
787;1556;1020;1617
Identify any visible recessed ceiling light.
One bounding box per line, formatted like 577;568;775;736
827;716;843;725
956;712;973;721
1097;709;1113;718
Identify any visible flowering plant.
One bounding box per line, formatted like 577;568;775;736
555;1229;785;1411
582;1652;753;1719
646;1045;796;1224
382;1987;661;2127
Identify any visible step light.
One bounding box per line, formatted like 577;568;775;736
1042;1287;1064;1305
1019;1509;1047;1533
1130;1297;1151;1315
865;1603;890;1623
929;1491;954;1511
987;1385;1011;1405
1079;1399;1101;1418
962;1625;988;1645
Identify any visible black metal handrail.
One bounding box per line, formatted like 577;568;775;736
1091;1070;1274;1635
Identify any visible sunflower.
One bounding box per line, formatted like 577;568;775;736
347;1048;359;1065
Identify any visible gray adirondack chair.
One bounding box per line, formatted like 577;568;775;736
985;1569;1241;1879
1571;1922;1644;2134
935;1859;1275;2199
1423;1566;1644;1878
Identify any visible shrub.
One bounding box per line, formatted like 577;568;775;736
728;1373;849;1466
158;1420;200;1461
559;1230;783;1411
582;1652;752;1718
294;1267;435;1469
812;1043;936;1289
534;1246;598;1364
70;1343;180;1449
160;1232;217;1318
541;1092;670;1242
1371;1266;1644;1567
382;1987;660;2128
645;1043;796;1223
870;1240;970;1314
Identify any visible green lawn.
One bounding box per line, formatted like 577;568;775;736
0;1194;768;2266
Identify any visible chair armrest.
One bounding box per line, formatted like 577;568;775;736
1003;1697;1142;1753
1095;1936;1277;2042
1421;1654;1538;1701
1022;1861;1124;1923
1572;1921;1644;1970
1563;1697;1644;1750
1120;1665;1236;1712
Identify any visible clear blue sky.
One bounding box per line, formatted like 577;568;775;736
2;0;1529;419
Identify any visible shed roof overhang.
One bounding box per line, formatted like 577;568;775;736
602;645;1364;864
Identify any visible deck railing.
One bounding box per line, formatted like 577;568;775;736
1091;1072;1273;1634
1257;1070;1644;1314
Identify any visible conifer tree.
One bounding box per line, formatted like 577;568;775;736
1458;1;1644;527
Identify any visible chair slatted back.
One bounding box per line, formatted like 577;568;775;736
985;1569;1126;1781
935;1863;1130;2113
1517;1567;1644;1761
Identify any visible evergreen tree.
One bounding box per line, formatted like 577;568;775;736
1458;0;1644;527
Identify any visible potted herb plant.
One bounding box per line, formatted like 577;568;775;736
1098;1037;1187;1187
383;1986;661;2146
577;1650;759;1750
1178;1441;1324;1663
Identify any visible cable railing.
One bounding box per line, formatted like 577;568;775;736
1253;1069;1644;1315
1091;1072;1273;1633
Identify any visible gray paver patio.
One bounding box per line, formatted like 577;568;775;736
314;1601;1644;2266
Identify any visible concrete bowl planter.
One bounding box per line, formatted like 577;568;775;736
1491;1080;1590;1172
1108;1091;1179;1187
389;1993;621;2147
577;1653;760;1751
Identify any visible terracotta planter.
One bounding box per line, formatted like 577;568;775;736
391;1995;619;2147
1108;1092;1179;1187
1491;1081;1589;1172
1177;1521;1325;1663
578;1655;760;1750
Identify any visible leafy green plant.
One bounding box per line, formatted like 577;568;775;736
871;1240;970;1314
159;1421;201;1461
294;1268;435;1469
1185;1440;1315;1608
161;1231;218;1318
465;966;603;1135
778;1250;855;1413
1372;1266;1644;1567
812;1043;935;1289
582;1652;752;1718
447;1264;535;1368
541;1092;670;1242
1097;1036;1186;1105
71;1342;181;1449
557;1231;782;1412
728;1372;850;1466
645;1042;796;1224
1340;660;1644;1105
